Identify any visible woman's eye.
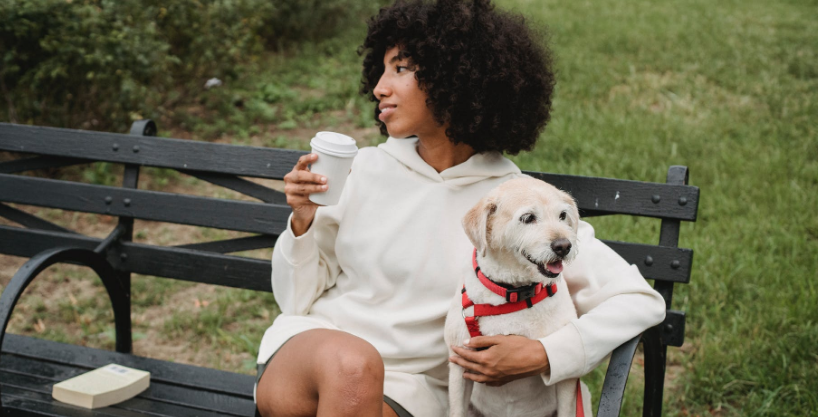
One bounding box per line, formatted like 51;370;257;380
559;211;567;221
520;213;536;224
396;65;408;73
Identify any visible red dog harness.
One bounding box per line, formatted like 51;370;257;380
462;249;557;339
462;249;585;417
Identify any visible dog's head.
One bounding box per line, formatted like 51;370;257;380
463;177;580;281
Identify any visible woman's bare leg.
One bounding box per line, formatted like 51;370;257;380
255;329;399;417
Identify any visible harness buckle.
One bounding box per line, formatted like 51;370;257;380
506;285;537;303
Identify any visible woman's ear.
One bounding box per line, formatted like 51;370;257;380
462;197;496;257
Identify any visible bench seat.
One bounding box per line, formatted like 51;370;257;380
0;334;255;416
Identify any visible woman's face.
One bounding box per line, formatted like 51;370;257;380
374;46;444;139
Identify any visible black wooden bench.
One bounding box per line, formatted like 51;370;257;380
0;121;699;416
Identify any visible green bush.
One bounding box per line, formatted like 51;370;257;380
0;0;176;130
258;0;387;50
0;0;383;132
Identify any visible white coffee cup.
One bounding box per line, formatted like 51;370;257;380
308;131;358;206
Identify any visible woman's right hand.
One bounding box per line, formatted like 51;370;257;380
283;153;327;237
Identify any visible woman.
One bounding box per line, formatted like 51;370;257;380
255;1;665;416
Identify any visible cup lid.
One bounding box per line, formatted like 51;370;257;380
310;132;358;156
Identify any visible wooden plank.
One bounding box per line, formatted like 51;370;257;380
602;240;693;284
0;383;248;417
0;225;691;286
0;124;698;220
2;335;254;398
0;226;272;291
0;174;291;235
526;171;699;221
174;235;277;254
2;387;143;416
663;310;686;347
0;225;99;258
179;170;287;205
0;359;253;416
1;377;158;417
0;204;77;234
0;156;90;174
117;242;272;292
0;123;304;180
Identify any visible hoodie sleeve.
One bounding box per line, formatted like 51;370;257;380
271;206;343;315
538;220;667;385
270;153;362;316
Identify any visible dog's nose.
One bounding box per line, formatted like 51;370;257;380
551;239;572;258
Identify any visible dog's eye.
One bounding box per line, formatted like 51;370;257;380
559;211;567;221
520;213;536;224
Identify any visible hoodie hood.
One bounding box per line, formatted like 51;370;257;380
378;137;521;187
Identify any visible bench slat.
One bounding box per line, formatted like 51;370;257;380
0;174;291;235
0;123;303;180
0;225;690;286
179;170;287;205
174;235;277;254
0;155;91;174
116;241;272;292
3;375;247;417
1;356;252;416
1;373;247;417
3;335;254;398
603;240;693;284
0;203;77;234
2;386;150;416
526;171;699;221
0;226;272;292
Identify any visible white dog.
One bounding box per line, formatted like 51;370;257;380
444;177;591;417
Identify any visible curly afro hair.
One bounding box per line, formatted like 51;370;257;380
359;0;555;155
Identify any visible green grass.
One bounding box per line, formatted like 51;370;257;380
2;0;816;415
507;0;818;415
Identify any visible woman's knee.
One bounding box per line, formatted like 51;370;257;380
255;330;385;416
316;334;385;390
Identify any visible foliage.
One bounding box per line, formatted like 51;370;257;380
0;0;176;130
0;0;384;131
257;0;388;50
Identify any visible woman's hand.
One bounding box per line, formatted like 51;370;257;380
283;153;327;236
449;335;550;387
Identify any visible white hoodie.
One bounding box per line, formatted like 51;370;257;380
257;137;665;416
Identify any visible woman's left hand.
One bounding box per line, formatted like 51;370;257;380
449;335;550;387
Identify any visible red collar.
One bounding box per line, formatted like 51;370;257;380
462;249;557;338
472;249;551;303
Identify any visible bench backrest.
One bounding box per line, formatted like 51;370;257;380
0;121;699;414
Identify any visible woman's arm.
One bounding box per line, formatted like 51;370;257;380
272;153;345;315
539;220;666;384
271;210;342;315
449;220;666;385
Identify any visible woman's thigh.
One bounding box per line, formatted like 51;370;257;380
255;329;399;417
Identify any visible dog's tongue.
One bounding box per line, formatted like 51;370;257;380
546;261;563;275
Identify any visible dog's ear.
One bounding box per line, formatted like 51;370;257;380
561;192;581;232
462;197;496;257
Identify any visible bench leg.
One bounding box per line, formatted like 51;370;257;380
642;328;667;417
596;335;641;417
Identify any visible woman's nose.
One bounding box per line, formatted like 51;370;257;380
373;74;390;99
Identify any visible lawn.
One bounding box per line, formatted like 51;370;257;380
1;0;816;415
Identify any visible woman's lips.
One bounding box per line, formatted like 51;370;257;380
379;106;396;121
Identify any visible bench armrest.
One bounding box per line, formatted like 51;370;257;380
0;247;134;408
596;334;641;417
0;247;130;354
